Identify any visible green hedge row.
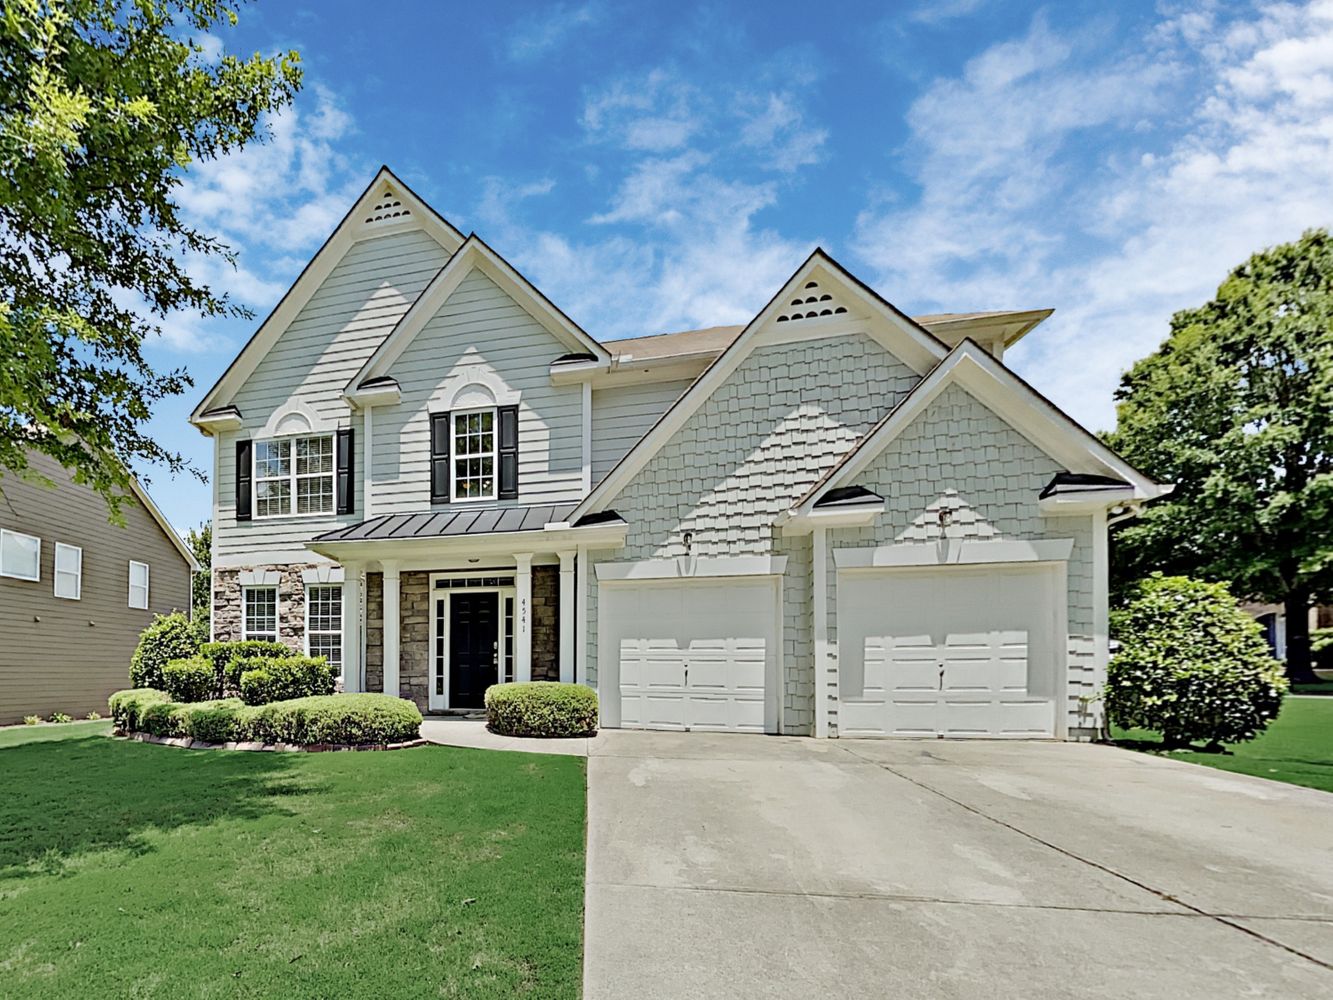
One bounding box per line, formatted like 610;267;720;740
484;681;598;737
238;655;334;705
109;689;422;746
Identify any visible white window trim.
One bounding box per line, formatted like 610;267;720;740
253;433;335;520
0;528;41;582
304;583;343;675
449;407;498;503
242;584;279;642
128;560;150;609
54;543;82;600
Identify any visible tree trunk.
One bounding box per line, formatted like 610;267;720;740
1283;587;1319;684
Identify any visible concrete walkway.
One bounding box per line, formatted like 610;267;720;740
418;716;591;756
583;731;1333;999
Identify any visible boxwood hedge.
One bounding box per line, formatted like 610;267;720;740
238;655;335;705
199;640;290;696
162;656;214;703
107;690;423;746
484;681;598;737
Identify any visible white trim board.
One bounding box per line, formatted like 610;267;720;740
832;537;1074;569
190;166;465;424
348;235;610;393
791;340;1167;516
569;248;950;521
595;555;789;581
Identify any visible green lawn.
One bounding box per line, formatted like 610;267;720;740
1113;696;1333;793
0;724;586;999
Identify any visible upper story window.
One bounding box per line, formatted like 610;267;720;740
0;528;40;581
452;409;496;501
128;560;150;610
255;434;334;517
54;543;82;600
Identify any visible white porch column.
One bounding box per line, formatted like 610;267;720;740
342;564;363;693
575;544;588;687
382;561;401;697
515;553;533;683
559;551;576;683
813;526;830;738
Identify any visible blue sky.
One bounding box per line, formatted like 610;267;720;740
143;0;1333;536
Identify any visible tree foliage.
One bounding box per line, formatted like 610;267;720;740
1107;229;1333;677
186;518;210;616
0;0;300;515
1106;574;1286;748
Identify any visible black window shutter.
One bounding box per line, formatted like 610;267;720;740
430;412;451;504
498;405;519;500
336;427;354;515
235;439;253;521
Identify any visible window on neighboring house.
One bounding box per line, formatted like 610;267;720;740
452;409;496;501
0;529;40;582
54;543;82;600
254;434;334;517
244;586;278;642
128;560;150;609
305;584;343;676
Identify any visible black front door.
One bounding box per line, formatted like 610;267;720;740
449;592;499;708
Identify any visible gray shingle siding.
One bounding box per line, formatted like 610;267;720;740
587;333;920;734
827;382;1099;735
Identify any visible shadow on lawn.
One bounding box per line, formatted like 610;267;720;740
0;735;312;878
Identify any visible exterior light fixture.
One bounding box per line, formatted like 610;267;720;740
937;508;953;529
682;530;693;554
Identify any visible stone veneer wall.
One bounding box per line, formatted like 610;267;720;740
531;565;559;682
212;564;319;651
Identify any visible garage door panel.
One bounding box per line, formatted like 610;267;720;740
601;579;779;733
837;566;1057;738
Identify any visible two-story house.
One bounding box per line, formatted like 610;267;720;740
191;167;1166;739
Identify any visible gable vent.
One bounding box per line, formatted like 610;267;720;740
775;279;849;322
364;187;412;226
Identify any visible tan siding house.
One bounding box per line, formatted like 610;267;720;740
0;452;197;723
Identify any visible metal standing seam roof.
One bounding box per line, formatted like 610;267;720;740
313;503;580;543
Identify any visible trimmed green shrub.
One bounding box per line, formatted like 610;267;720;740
138;699;190;738
108;688;171;731
129;612;206;689
238;655;335;706
244;694;422;745
484;682;598;737
1107;574;1288;748
162;657;214;703
180;699;248;743
199;640;290;696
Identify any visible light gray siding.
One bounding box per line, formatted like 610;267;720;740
215;228;450;564
586;332;921;735
0;452;193;723
826;382;1098;734
590;379;693;484
370;269;586;513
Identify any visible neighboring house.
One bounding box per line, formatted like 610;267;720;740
191;167;1167;740
0;451;198;723
1241;601;1333;662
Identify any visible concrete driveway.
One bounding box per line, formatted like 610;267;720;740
583;732;1333;999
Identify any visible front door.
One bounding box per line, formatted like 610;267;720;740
448;592;499;709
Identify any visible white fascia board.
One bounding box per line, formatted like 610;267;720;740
1037;488;1138;515
191;408;244;435
794;341;1165;515
343;380;402;408
548;360;607;385
595;555;788;581
191;167;464;422
780;503;884;535
833;537;1074;569
569;248;949;521
350;237;609;392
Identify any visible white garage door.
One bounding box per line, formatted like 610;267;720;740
837;565;1059;738
599;578;780;733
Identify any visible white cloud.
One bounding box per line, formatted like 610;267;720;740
581;69;704;152
910;0;989;26
736;93;828;173
855;2;1333;433
506;3;600;61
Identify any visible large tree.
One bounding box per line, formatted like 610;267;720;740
0;0;300;516
1108;229;1333;682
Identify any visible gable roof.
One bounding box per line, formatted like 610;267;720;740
190;166;466;427
127;475;201;572
569;248;952;520
347;233;610;393
789;339;1167;516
